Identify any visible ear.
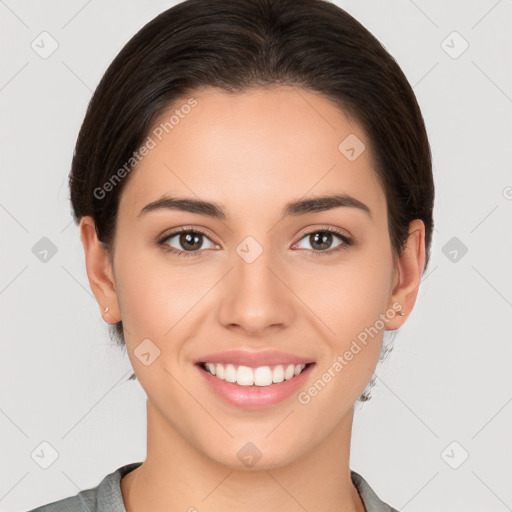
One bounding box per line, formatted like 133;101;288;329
385;219;426;330
79;216;120;324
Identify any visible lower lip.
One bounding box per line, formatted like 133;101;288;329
196;363;315;410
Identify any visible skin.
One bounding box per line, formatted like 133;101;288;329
80;86;425;512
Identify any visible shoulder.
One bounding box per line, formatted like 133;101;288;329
351;470;399;512
26;462;143;512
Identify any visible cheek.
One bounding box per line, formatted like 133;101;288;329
296;249;394;342
114;242;209;339
297;263;392;415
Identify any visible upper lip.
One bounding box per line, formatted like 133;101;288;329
195;350;314;368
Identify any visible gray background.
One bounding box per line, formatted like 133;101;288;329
1;0;511;510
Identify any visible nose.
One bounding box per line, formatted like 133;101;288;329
217;249;295;338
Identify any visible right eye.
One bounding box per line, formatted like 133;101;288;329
158;228;217;257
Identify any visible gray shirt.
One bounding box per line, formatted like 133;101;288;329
27;462;399;512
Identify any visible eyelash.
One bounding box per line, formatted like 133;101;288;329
157;226;352;258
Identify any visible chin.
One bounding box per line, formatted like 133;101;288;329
198;435;307;472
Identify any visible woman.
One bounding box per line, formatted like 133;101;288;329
30;0;434;510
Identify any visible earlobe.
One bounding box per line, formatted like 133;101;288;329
79;216;120;324
385;219;426;330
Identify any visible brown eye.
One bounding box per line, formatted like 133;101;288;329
294;228;352;256
176;231;204;251
159;228;216;256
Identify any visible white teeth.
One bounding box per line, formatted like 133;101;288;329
224;364;237;383
237;366;254;386
205;362;216;375
215;363;225;379
203;362;308;386
284;364;295;380
253;366;273;386
272;365;285;383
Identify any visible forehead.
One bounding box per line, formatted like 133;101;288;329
118;86;386;222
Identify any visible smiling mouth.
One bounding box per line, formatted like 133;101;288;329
198;362;314;387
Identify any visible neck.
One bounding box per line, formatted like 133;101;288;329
121;400;365;512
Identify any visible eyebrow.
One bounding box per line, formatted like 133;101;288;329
137;193;372;220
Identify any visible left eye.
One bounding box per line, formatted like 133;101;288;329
294;229;350;253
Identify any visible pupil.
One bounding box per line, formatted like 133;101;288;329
181;232;202;251
311;232;331;250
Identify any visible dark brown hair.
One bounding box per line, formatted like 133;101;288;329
69;0;434;397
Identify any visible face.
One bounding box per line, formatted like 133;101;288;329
83;86;421;470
